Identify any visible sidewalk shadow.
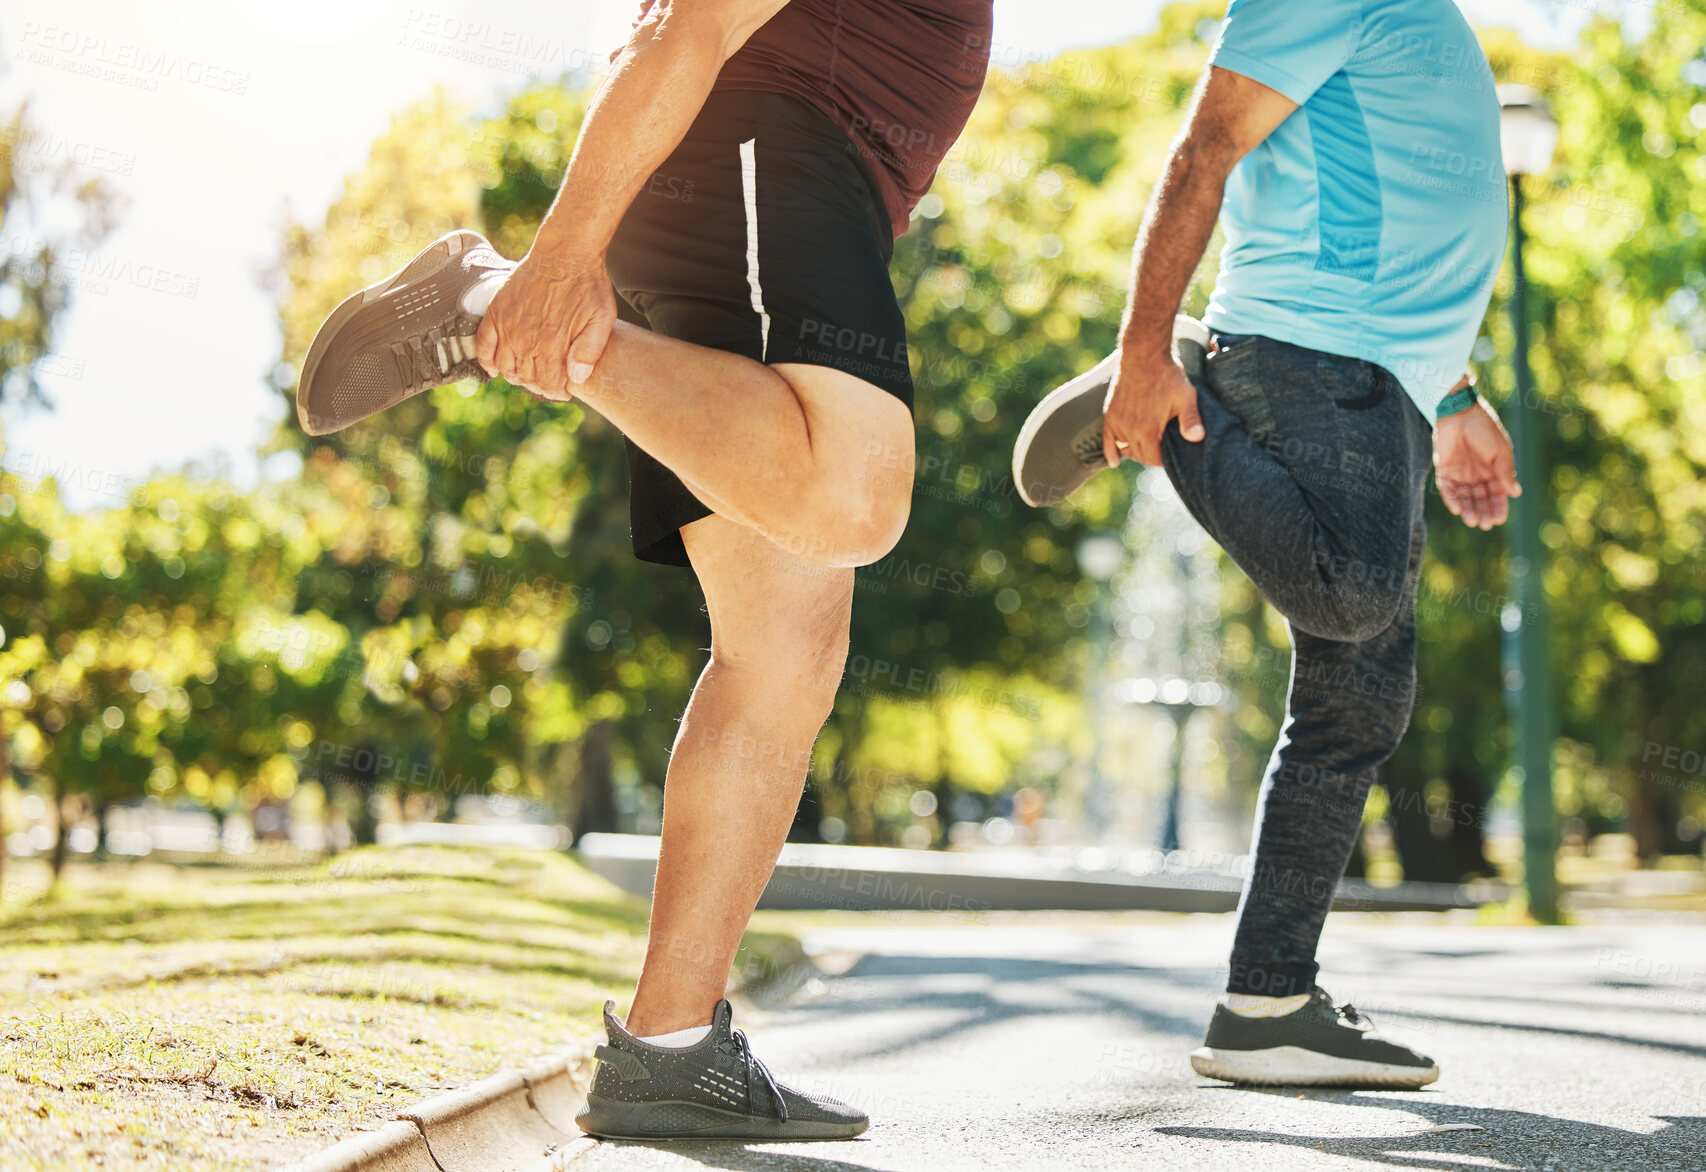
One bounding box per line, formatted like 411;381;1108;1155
1159;1094;1706;1170
593;1139;896;1172
773;952;1215;1062
1388;1011;1706;1061
777;950;1706;1074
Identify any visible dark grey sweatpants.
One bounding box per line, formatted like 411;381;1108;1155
1160;333;1433;998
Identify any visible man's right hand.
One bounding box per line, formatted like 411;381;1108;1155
1101;344;1206;467
476;250;615;397
475;0;791;398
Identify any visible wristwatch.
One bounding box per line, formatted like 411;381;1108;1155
1436;378;1479;420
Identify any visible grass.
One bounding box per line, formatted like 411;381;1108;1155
0;845;774;1171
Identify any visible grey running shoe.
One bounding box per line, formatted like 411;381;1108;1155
1190;988;1440;1088
296;229;512;436
576;999;868;1141
1011;314;1211;507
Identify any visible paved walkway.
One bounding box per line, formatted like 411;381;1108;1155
570;914;1706;1171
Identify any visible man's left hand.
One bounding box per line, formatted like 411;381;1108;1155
476;249;615;399
1435;397;1521;529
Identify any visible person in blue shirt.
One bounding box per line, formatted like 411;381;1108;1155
1104;0;1517;1086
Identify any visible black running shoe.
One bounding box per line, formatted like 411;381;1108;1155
576;999;868;1141
1190;989;1440;1088
1011;314;1210;508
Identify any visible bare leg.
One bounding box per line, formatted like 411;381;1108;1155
623;514;852;1036
539;324;914;568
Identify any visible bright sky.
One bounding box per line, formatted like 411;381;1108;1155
0;0;1605;509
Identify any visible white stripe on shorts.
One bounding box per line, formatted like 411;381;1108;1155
738;137;771;359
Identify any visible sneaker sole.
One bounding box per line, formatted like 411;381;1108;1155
1010;350;1120;508
576;1094;868;1142
296;229;495;436
1011;315;1210;508
1190;1045;1439;1089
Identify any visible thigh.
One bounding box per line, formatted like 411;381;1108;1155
1221;338;1424;559
607;91;912;406
1161;338;1431;640
608;91;915;567
773;360;915;561
613;295;713;567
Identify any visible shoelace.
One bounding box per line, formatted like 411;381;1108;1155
1072;428;1108;464
1316;989;1369;1030
726;1027;789;1123
397;318;482;385
392;259;509;388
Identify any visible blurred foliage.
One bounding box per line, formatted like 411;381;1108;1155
0;101;119;408
2;4;1704;869
1401;13;1706;865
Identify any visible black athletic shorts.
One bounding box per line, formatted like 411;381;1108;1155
606;90;915;567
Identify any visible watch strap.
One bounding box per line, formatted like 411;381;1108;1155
1436;383;1479;420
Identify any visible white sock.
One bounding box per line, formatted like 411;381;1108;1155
637;1023;712;1048
459;272;508;316
1223;992;1311;1018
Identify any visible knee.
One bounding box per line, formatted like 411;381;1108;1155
1303;549;1409;642
846;469;913;566
805;462;912;568
1304;606;1396;645
1291;579;1405;644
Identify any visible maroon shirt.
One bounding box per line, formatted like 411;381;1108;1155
632;1;994;238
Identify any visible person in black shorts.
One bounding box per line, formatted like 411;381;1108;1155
474;0;993;1141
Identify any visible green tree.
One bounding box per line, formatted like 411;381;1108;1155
269;91;703;844
9;1;1697;879
0;99;120;887
0;102;118;407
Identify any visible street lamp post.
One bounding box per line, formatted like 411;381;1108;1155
1161;546;1192;852
1115;675;1226;853
1498;85;1561;924
1077;532;1125;840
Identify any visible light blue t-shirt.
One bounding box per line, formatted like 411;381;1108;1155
1203;0;1508;422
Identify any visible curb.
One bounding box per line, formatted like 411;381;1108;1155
283;1046;595;1172
285;1121;440;1172
579;833;1503;914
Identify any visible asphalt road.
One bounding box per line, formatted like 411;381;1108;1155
570;913;1706;1171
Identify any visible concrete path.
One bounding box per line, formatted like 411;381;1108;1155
569;913;1706;1171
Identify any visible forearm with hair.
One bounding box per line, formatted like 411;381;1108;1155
1118;133;1237;358
532;11;732;259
